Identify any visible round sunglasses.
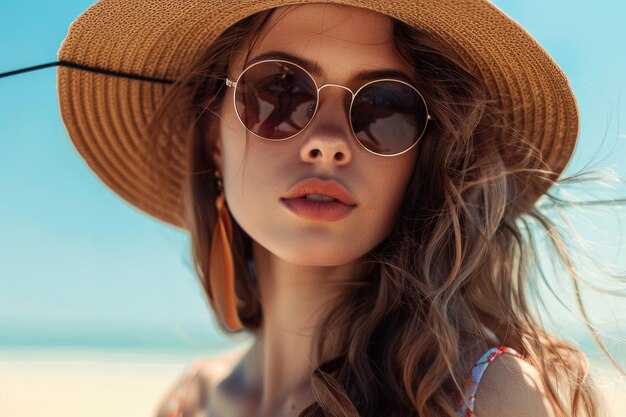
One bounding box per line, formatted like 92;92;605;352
225;59;432;157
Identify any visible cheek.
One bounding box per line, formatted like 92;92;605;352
367;152;416;224
217;94;248;180
217;123;280;233
343;154;417;261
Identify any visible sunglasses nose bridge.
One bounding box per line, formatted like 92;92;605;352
317;83;355;107
311;83;356;133
317;83;354;97
315;83;355;120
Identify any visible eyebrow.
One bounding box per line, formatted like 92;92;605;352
246;50;417;85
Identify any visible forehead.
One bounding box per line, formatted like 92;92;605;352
237;4;414;82
264;4;394;45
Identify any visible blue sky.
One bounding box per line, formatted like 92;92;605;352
0;0;625;357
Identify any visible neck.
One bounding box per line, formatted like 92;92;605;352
242;240;370;416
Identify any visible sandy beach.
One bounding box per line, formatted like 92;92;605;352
1;352;625;417
0;357;185;417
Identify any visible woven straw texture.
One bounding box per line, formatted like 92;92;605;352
57;0;579;230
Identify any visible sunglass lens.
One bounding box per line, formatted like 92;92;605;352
235;61;317;140
350;81;428;155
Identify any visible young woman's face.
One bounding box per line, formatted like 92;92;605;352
215;4;420;266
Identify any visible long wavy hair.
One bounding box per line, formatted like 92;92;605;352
147;6;625;417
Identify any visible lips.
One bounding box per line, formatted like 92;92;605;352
279;177;358;222
281;177;357;206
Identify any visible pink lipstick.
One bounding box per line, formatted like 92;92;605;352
280;178;357;222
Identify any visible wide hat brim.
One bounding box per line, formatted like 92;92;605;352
57;0;579;231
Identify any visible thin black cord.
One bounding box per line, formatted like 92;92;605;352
0;60;175;84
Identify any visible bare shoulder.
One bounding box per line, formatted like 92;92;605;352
473;353;557;417
154;346;249;417
153;360;212;417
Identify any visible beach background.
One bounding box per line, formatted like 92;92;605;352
1;0;625;416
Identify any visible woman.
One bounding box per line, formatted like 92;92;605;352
52;0;623;416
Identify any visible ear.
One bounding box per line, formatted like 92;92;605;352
211;136;223;174
207;111;224;174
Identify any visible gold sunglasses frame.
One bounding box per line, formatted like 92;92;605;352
225;59;432;157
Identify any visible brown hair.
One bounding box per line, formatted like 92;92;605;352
147;7;624;417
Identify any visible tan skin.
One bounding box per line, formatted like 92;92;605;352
210;4;419;417
161;4;557;417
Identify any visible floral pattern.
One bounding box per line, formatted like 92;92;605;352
455;346;525;417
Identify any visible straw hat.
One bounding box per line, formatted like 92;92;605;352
57;0;579;231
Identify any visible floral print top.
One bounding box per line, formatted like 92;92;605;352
455;346;525;416
160;345;524;417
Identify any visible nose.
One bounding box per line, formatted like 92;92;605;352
299;131;351;166
299;88;353;168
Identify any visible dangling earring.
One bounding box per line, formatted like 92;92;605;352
209;171;244;331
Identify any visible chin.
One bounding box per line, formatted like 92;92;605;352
280;252;355;266
271;239;374;266
237;215;387;266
